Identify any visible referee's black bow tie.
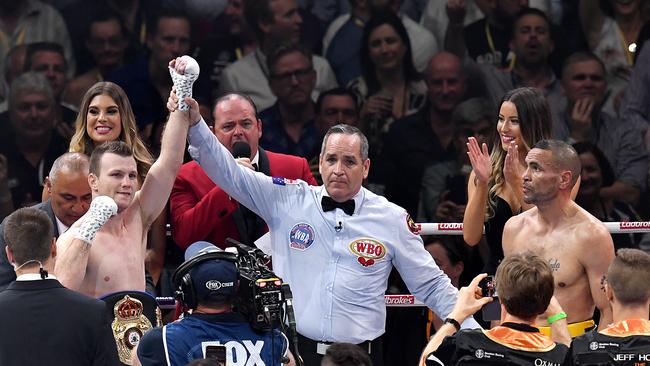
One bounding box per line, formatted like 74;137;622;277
321;196;355;215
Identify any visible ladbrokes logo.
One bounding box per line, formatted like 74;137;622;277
439;223;463;231
620;222;650;230
385;295;415;305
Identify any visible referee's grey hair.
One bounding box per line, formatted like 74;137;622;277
320;124;369;160
49;152;90;185
9;72;54;106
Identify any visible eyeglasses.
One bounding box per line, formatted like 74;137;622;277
270;68;314;83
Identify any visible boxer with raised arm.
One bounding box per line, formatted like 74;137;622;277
54;57;195;297
503;139;614;337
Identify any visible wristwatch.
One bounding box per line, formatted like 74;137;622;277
444;317;461;331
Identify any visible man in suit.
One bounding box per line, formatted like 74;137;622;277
0;207;119;365
259;44;320;161
0;152;91;290
170;92;317;250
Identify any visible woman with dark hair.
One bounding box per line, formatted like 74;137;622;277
463;87;553;274
348;11;426;158
574;142;649;250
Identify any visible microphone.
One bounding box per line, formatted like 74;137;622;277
232;141;251;159
14;260;48;279
334;221;343;232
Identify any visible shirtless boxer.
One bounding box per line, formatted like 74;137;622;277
503;139;614;336
54;58;193;297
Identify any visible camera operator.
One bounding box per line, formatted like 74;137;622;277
135;241;292;366
419;253;571;366
565;248;650;365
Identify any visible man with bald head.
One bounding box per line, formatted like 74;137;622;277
170;92;317;251
43;153;92;233
373;51;468;217
0;152;91;290
503;139;615;338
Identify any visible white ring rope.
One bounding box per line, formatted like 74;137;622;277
415;221;650;235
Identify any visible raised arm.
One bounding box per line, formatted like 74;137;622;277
579;0;605;51
463;137;490;245
136;58;193;228
444;0;468;59
503;142;534;212
179;94;288;224
419;274;491;366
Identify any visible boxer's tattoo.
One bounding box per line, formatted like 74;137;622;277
548;258;560;272
600;275;607;292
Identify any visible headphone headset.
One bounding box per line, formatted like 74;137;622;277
172;250;238;310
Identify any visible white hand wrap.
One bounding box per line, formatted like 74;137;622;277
169;55;200;111
74;196;117;245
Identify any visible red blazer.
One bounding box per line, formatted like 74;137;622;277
170;148;317;249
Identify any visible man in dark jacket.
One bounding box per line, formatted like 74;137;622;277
0;207;119;365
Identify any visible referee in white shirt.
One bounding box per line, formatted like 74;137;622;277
168;60;480;366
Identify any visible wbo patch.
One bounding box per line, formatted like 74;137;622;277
272;177;299;186
406;214;421;235
289;223;315;251
349;238;387;267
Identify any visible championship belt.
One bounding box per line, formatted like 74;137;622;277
101;291;162;365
